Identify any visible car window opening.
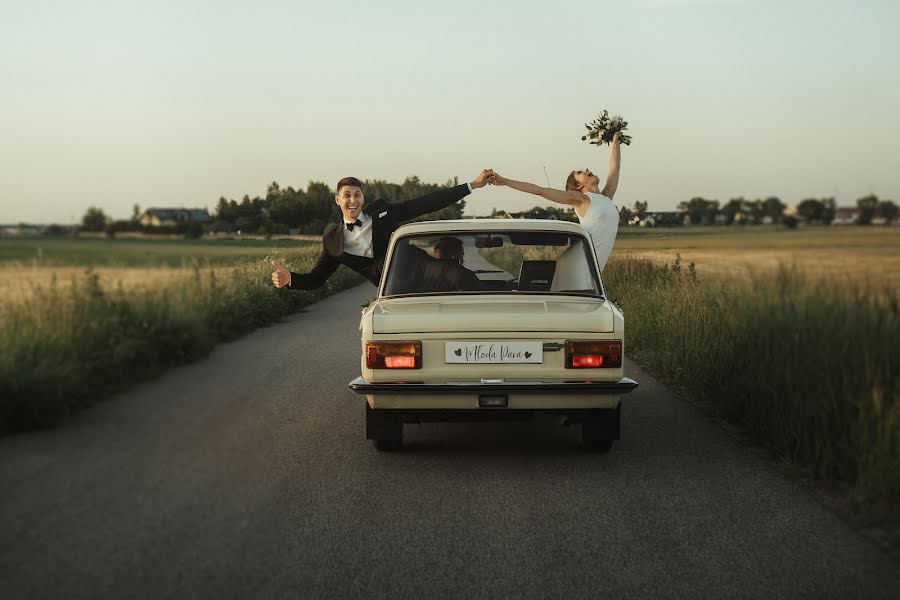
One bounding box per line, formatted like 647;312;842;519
382;232;603;298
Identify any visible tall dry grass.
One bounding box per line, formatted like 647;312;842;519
0;253;363;432
603;256;900;505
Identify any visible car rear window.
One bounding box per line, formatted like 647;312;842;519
381;231;603;297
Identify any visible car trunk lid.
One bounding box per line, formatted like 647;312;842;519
372;295;614;333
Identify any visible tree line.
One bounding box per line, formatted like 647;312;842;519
213;176;467;235
491;194;897;227
74;176;466;237
72;179;897;237
621;194;897;226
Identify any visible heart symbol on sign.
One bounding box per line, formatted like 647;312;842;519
525;351;532;358
454;348;462;356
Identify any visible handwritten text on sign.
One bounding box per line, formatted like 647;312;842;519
444;342;543;364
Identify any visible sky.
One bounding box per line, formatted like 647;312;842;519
1;0;899;223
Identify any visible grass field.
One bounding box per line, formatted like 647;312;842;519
0;236;364;433
614;226;900;282
0;236;322;301
601;227;899;513
0;236;318;267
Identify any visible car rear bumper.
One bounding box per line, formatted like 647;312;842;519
349;377;637;395
348;377;637;410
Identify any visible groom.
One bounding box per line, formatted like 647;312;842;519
271;170;493;290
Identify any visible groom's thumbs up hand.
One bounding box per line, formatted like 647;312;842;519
271;260;291;288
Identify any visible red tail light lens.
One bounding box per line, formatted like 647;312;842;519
384;356;416;369
565;340;622;368
572;354;603;368
366;341;422;369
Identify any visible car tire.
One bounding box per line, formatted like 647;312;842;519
580;404;620;453
582;437;614;453
373;438;403;452
366;403;403;451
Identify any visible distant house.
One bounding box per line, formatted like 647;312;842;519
682;213;721;226
651;211;684;227
0;224;43;237
732;211;750;224
140;208;211;228
832;207;860;225
627;214;656;227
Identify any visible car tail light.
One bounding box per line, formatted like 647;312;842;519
565;340;622;368
366;341;422;369
384;356;416;369
572;354;603;368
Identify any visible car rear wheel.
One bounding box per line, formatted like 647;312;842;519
580;404;620;453
582;437;614;453
373;438;403;452
366;403;403;451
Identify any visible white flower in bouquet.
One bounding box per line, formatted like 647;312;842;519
581;109;632;146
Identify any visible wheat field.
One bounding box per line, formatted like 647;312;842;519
614;226;899;282
0;237;321;304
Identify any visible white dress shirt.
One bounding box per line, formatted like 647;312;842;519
342;212;374;258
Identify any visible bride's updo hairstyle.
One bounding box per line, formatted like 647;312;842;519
565;171;582;192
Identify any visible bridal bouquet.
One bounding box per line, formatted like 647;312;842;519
581;109;632;146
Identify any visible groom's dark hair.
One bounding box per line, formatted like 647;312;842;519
336;176;362;194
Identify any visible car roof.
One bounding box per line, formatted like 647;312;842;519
394;219;588;236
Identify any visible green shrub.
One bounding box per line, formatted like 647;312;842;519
0;256;363;432
603;256;899;505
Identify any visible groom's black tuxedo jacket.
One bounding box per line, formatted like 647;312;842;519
288;183;471;290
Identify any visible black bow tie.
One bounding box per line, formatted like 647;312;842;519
345;219;362;231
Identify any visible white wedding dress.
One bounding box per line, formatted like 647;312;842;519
577;192;619;272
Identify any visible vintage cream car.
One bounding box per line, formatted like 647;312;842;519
349;219;637;451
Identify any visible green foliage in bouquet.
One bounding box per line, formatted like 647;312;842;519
581;109;632;146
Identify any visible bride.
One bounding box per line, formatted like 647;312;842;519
490;132;622;271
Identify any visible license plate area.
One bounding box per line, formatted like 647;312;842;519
479;395;509;408
445;341;543;364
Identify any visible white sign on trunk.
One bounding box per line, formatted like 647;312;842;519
444;342;543;364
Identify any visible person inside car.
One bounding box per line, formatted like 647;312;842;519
423;236;480;292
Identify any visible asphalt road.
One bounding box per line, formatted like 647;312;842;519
1;284;898;599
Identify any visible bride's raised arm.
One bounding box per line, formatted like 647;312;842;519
490;173;589;211
601;132;622;199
